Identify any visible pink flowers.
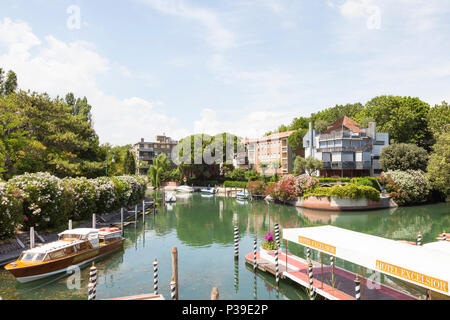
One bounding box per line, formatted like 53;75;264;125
264;232;274;242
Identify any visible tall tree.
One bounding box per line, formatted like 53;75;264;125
124;150;136;174
3;70;17;96
426;131;450;197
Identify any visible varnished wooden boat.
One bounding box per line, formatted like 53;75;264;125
4;228;124;283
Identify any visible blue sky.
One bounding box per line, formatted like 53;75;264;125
1;0;449;145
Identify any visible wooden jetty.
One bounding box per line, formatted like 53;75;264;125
106;293;165;300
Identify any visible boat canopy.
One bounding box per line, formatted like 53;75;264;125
58;228;99;237
283;225;450;296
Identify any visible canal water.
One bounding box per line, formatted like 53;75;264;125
0;193;448;300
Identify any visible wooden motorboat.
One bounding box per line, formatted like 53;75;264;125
201;187;216;195
4;228;124;283
236;190;249;200
165;192;177;203
176;185;194;193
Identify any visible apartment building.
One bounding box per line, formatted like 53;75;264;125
131;134;178;175
303;117;389;177
242;130;296;176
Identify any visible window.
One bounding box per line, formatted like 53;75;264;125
49;250;65;260
20;253;36;261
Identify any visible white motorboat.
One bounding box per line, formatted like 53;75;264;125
164;192;177;203
201;187;217;195
236;190;249;199
176;185;195;193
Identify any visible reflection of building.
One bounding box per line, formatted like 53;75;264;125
242;131;296;176
303;117;389;177
131;134;178;175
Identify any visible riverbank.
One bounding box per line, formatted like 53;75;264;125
0;196;155;267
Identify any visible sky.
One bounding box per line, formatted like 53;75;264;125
0;0;449;145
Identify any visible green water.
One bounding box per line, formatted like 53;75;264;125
0;193;448;300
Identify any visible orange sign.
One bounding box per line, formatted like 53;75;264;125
298;236;336;255
376;260;448;293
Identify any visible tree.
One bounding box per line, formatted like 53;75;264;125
123;150;136;174
379;143;428;171
3;70;17;96
426;131;450;197
294;156;323;176
148;154;170;188
359;96;433;149
314;120;328;133
290;117;310;130
227;168;247;181
428;101;450;138
245;169;261;182
310;103;364;124
288;128;307;150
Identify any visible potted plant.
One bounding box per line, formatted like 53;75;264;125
260;232;280;258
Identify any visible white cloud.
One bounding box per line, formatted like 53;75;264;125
141;0;235;51
0;18;186;145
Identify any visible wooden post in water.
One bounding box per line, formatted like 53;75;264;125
120;208;124;236
362;267;366;300
30;227;35;249
135;205;138;223
172;246;179;300
285;240;288;272
170;277;176;300
211;287;219;300
142;200;145;223
68;219;72;230
92;214;96;229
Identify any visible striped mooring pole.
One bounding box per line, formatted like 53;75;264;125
274;224;280;248
253;237;257;270
153;258;159;295
88;262;97;300
275;248;280;284
306;247;311;261
234;225;239;259
354;274;361;300
170;277;176;300
234;259;239;293
308;259;314;300
443;231;447;241
417;232;422;246
120;208;124;236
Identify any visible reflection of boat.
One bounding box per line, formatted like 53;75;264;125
176;185;194;193
236;199;249;205
201;187;217;195
165;192;176;203
201;193;214;198
265;195;274;202
166;203;175;211
5;228;124;283
236;190;249;200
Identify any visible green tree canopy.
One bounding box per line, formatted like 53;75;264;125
379;143;429;172
426;131;450;197
288;128;307;150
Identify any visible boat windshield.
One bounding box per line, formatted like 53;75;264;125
60;234;83;240
19;252;46;261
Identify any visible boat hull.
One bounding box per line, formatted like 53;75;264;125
6;239;124;283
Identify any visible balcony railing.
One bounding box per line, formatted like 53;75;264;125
317;145;371;153
319;130;367;141
322;161;371;170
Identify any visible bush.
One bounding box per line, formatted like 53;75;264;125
247;181;267;196
91;177;117;214
380;143;428;171
380;170;430;205
9;172;65;230
318;178;351;183
268;175;301;202
61;177;97;221
226;168;247;181
297;174;319;191
303;184;380;201
0;183;24;239
350;177;380;191
245;170;261;182
224;181;248;188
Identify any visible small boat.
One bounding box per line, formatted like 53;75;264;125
4;228;124;283
201;187;216;195
236;190;249;200
176;185;194;193
164;192;177;203
264;195;274;202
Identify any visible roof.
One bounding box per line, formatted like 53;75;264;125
25;239;84;254
58;228;99;236
283;226;450;295
243;130;296;144
322;116;364;134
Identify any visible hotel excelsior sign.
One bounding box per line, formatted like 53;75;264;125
376;260;448;293
298;236;336;255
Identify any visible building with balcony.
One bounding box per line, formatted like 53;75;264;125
303;117;389;177
131;134;178;175
242;130;296;176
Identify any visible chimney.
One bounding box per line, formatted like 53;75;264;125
368;122;376;139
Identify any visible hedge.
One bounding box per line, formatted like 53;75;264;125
303;184;380;202
0;172;147;239
223;181;248;188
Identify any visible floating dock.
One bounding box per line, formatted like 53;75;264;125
245;249;417;300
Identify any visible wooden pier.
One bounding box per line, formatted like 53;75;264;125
245;250;417;300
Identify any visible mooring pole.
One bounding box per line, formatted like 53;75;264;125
234;225;239;259
30;227;35;249
285;239;288;272
253;237;257;270
135;205;138;223
362;267;366;300
153;258;159;295
142;200;145;223
417;232;422;246
308;259;314;300
170;277;176;300
68;219;72;230
320;252;324;289
211;287;219;300
234;258;239;293
88;262;97;300
92;213;96;229
120;208;124;236
275;248;280;284
274;223;280;248
172;246;179;300
354;274;361;300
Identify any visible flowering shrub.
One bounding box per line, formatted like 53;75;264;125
261;232;279;250
303;184;380;201
380;170;430;205
0;183;24;239
247;180;267;196
267;175;301;202
297;174;319;192
9;172;64;229
1;172;147;237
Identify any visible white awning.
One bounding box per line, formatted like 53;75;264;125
283;225;450;296
58;228;98;236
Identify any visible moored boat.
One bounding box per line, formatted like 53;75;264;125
176;185;194;193
201;187;216;195
4;228;124;283
236;190;249;200
165;192;177;202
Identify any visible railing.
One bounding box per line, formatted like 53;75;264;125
323;161;371;170
319;131;367;140
317;145;371;153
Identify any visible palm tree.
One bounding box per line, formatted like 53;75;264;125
147;154;170;189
